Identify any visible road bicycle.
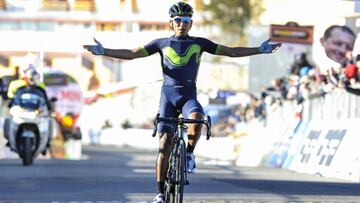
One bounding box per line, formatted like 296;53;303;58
152;113;212;203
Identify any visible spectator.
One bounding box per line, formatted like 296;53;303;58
343;55;360;95
344;62;358;81
320;25;356;65
290;52;313;76
254;98;266;122
262;78;288;100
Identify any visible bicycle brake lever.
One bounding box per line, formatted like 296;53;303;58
152;125;157;137
207;115;212;127
152;113;160;137
206;127;211;140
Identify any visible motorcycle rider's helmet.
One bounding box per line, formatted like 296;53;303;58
169;2;193;18
23;66;40;86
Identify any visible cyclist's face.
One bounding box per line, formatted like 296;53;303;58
320;28;355;64
170;16;192;37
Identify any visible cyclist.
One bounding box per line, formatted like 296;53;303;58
83;2;281;202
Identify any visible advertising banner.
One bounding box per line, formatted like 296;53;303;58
270;23;314;44
288;119;360;182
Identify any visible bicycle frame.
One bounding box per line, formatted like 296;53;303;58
152;113;211;203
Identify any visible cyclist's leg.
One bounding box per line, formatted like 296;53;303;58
155;88;178;194
182;99;204;153
156;131;174;182
182;99;204;174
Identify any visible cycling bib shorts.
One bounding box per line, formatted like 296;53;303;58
158;85;204;133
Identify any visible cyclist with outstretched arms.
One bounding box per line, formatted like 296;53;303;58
83;2;281;202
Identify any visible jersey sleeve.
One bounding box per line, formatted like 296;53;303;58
140;39;161;56
38;82;46;89
197;37;220;55
7;80;26;99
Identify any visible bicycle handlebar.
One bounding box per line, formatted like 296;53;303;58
152;113;212;140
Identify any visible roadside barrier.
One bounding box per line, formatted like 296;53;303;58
235;89;360;182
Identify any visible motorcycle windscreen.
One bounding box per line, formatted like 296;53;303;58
14;88;47;110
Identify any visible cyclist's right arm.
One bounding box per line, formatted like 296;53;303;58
83;38;157;60
103;47;147;60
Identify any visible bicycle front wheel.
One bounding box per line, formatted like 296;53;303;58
164;151;175;202
174;139;186;202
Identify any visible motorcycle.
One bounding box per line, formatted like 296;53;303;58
4;86;56;166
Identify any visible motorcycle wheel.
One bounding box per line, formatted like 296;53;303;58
3;118;10;139
22;137;33;166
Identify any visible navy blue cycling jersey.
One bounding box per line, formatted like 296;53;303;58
142;35;219;133
141;35;220;86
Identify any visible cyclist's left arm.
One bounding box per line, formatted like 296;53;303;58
202;38;281;57
215;45;261;57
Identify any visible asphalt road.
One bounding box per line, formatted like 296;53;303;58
0;145;359;202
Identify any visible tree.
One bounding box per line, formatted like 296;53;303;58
201;0;264;45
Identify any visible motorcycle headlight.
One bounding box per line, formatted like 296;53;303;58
61;115;74;129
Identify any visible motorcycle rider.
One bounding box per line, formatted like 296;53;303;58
4;65;53;147
7;65;51;111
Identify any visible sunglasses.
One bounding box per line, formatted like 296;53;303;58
172;16;192;24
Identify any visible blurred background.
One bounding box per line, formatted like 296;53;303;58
1;0;360;181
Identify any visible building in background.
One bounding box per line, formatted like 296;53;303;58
1;0;359;95
0;0;245;94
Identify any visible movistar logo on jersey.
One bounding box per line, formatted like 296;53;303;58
162;45;201;66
